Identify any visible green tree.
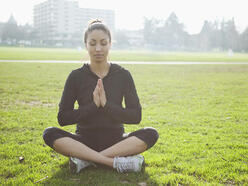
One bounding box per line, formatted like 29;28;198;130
198;20;214;51
159;12;188;50
1;15;20;44
220;18;239;51
240;27;248;52
143;17;158;46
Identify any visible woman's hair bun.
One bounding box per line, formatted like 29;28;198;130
88;19;103;26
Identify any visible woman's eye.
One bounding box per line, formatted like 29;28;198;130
101;42;107;46
90;42;96;46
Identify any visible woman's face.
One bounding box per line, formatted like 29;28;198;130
85;29;111;63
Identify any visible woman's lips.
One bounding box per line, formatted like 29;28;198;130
94;54;104;57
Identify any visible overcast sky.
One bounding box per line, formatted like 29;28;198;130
0;0;247;34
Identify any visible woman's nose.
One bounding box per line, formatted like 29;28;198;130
96;44;101;51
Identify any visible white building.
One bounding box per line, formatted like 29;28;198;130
33;0;115;45
78;8;115;33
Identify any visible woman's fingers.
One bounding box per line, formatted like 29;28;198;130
97;79;101;89
93;82;101;107
98;79;103;89
97;79;107;107
98;79;105;92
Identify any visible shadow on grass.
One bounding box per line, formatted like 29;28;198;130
42;160;159;186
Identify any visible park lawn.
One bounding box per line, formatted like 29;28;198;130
1;47;248;62
0;62;248;185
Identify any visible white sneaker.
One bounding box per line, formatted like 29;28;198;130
69;157;95;173
113;154;144;173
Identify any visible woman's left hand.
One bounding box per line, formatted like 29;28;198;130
97;79;107;107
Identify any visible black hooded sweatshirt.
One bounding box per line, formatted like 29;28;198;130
57;63;142;134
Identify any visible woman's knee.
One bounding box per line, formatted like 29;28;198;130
143;127;159;144
43;127;61;148
131;127;159;150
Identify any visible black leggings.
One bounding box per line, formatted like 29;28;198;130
43;127;159;152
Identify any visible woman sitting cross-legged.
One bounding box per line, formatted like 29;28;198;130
43;19;159;173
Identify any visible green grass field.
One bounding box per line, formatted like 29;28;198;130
1;47;248;62
0;61;247;185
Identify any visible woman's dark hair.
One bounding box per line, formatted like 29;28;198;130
84;19;111;44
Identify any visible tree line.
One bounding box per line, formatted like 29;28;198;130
1;13;248;52
115;12;248;52
0;15;39;46
141;12;248;52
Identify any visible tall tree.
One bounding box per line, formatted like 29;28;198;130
211;20;222;50
240;27;248;52
198;20;213;50
220;18;239;51
1;14;20;44
161;12;188;50
143;17;158;45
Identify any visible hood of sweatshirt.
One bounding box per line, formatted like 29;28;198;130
81;63;124;79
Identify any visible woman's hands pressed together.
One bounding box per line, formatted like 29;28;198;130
93;79;107;108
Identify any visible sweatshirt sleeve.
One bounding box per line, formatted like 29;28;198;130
103;70;142;124
57;71;98;126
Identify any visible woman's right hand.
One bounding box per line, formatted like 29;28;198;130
93;85;101;108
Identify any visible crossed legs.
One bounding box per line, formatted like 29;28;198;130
43;127;158;169
53;136;147;168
